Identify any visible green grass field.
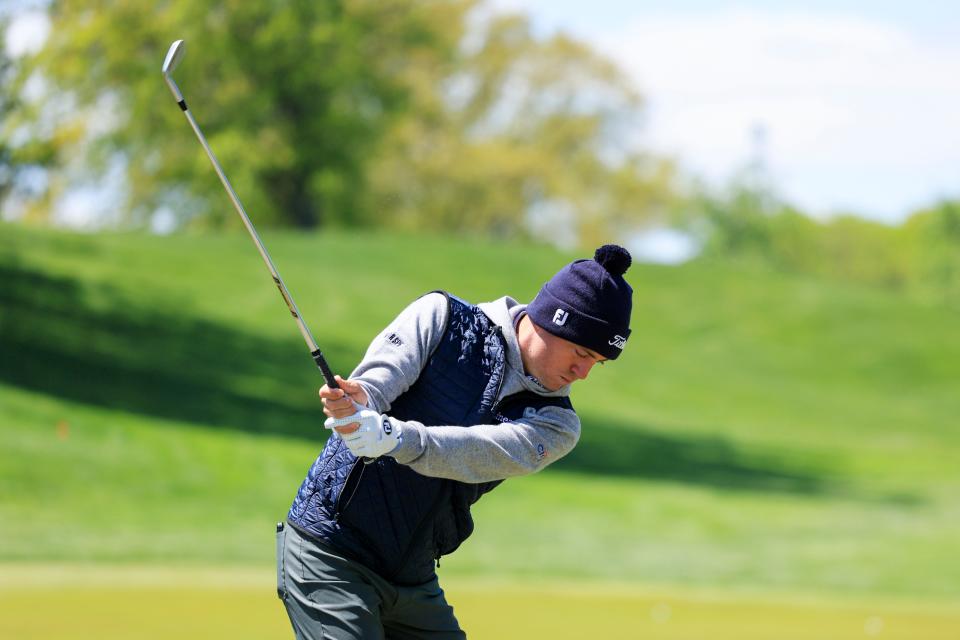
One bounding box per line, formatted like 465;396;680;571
1;223;958;637
2;566;958;639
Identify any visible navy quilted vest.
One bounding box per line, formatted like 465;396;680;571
287;292;572;585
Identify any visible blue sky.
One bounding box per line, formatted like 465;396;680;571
496;0;960;222
503;0;960;42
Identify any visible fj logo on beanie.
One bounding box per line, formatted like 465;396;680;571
527;244;633;360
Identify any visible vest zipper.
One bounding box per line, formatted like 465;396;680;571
333;458;364;521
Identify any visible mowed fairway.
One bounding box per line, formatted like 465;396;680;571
1;566;958;640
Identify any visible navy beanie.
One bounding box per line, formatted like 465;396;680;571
526;245;633;360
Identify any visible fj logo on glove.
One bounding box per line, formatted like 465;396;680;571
552;308;569;326
609;334;627;350
382;417;392;435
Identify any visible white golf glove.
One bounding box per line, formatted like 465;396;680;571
325;409;402;459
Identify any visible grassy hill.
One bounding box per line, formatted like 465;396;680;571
1;222;958;601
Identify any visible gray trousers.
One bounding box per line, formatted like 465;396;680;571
276;522;466;640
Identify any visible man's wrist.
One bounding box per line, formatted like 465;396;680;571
385;418;420;463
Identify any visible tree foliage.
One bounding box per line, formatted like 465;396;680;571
7;0;469;229
4;1;681;240
367;12;681;243
692;176;960;305
0;19;15;208
902;201;960;305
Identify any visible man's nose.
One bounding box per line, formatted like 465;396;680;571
571;361;595;381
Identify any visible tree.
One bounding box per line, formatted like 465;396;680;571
0;19;15;211
366;11;680;243
903;200;960;305
693;176;779;258
0;16;48;221
8;1;682;241
7;0;468;228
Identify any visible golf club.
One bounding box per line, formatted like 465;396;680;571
161;39;340;390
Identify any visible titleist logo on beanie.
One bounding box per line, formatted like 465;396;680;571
527;245;633;360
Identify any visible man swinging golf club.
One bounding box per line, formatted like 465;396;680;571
161;36;633;640
278;245;634;639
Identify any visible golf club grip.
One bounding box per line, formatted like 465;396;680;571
312;350;340;389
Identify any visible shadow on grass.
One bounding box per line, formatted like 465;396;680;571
558;413;828;494
558;412;921;504
0;259;353;440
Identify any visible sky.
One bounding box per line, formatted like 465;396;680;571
494;0;960;223
5;1;960;231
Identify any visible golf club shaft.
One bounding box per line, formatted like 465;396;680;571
165;73;339;389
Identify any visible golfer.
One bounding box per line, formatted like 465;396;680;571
277;244;634;639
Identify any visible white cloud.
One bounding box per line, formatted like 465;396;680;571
598;10;960;220
490;3;960;221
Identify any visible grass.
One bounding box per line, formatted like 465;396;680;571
1;566;958;639
1;222;958;606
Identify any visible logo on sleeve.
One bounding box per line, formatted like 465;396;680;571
552;308;569;326
536;443;547;460
386;333;403;347
382;417;393;435
609;334;627;350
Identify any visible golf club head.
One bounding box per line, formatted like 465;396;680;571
162;39;186;76
162;40;186;103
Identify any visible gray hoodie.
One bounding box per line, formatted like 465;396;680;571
350;292;581;484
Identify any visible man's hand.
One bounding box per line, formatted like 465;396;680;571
325;409;402;459
319;376;370;434
320;376;400;458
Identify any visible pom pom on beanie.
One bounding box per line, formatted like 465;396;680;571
593;244;632;276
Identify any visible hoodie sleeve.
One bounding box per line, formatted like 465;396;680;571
387;405;581;483
349;292;448;413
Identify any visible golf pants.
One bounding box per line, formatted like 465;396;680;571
277;521;466;640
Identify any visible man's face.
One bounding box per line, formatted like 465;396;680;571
518;317;607;391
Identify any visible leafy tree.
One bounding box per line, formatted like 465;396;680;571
8;1;682;242
366;11;680;243
903;200;960;305
0;19;14;209
694;177;913;289
0;17;49;220
7;0;467;228
694;176;780;258
816;215;908;288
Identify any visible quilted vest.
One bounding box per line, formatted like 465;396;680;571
287;292;572;585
